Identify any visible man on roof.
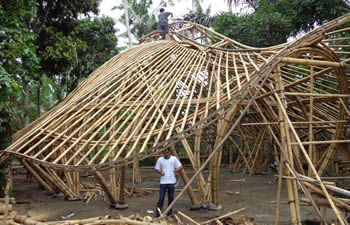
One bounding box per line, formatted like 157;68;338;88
158;8;173;39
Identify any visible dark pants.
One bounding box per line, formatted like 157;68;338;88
156;183;175;217
158;23;168;39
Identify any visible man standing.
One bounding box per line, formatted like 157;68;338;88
155;148;182;217
158;8;173;39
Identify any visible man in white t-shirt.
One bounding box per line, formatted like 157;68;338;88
155;148;182;217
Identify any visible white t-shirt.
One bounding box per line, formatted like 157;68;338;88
155;155;182;184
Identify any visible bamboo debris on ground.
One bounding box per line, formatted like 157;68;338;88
200;208;246;225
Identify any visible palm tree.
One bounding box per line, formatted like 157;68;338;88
183;1;215;28
225;0;258;11
123;0;133;47
113;0;164;45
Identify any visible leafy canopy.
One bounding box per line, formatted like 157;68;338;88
215;0;350;47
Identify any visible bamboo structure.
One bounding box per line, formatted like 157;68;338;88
2;13;350;224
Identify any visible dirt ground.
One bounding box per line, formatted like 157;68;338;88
11;166;334;224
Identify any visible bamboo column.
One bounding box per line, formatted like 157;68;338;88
73;159;80;196
308;54;315;176
274;66;301;225
194;115;206;204
109;116;118;201
109;151;118;202
132;148;141;184
93;169;117;206
211;103;241;206
115;149;128;209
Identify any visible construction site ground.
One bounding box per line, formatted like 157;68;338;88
11;166;333;224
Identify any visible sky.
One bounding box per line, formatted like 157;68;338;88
98;0;235;46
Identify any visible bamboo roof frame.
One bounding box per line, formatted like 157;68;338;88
2;13;350;225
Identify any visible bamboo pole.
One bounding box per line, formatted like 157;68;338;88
308;55;315;177
274;66;300;225
109;151;117;201
274;151;284;225
200;208;246;225
177;211;200;225
280;57;350;68
116;149;128;208
169;146;200;208
93;169;117;205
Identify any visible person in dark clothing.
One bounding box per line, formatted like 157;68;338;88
158;8;173;39
155;149;182;217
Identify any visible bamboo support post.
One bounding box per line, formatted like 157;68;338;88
93;169;117;205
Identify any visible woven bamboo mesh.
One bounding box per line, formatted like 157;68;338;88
2;12;350;224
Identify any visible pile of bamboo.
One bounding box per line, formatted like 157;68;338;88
0;198;47;225
46;207;248;225
1;198;250;225
79;182;153;205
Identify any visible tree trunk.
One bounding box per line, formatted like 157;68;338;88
123;0;133;48
22;76;30;126
37;82;41;118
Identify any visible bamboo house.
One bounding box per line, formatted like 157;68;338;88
2;12;350;225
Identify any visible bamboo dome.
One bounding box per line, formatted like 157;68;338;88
2;13;350;224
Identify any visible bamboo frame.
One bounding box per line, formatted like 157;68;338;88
3;13;350;225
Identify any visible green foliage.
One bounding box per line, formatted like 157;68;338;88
214;11;292;47
183;1;216;27
115;0;158;42
0;1;40;145
0;0;118;147
66;17;118;94
214;0;350;47
0;160;10;197
257;0;350;35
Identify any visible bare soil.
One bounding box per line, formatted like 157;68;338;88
11;166;325;224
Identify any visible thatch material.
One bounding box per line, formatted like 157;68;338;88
2;13;350;225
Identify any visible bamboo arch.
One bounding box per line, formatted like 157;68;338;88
2;13;350;224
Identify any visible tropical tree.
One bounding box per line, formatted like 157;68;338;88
114;0;164;44
0;0;118;141
214;11;292;47
67;17;119;95
215;0;350;47
224;0;258;11
0;0;40;136
183;1;215;27
32;0;100;117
